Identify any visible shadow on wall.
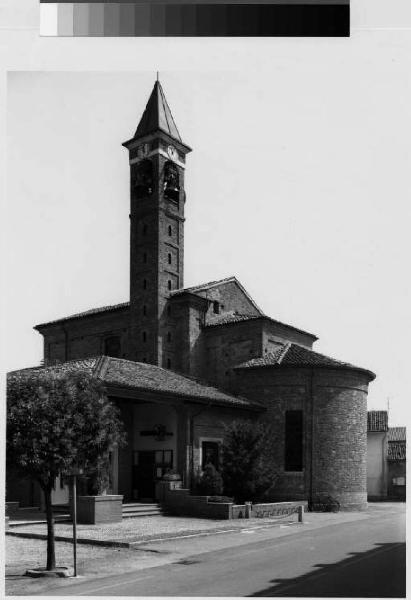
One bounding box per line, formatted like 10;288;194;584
248;542;405;598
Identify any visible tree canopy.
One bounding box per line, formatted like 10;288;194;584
7;368;126;570
221;419;277;503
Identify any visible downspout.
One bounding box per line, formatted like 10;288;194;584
309;367;315;508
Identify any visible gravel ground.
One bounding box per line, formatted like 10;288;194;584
7;513;299;543
5;536;160;596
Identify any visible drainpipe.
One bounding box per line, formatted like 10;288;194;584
309;367;315;507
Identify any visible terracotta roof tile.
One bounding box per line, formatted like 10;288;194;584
367;411;389;432
234;342;375;380
388;441;406;461
8;357;261;410
34;302;129;329
388;427;406;442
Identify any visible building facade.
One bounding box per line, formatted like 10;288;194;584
8;80;376;511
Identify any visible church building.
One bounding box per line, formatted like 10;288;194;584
8;80;376;511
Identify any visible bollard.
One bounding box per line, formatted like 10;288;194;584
245;502;252;519
297;505;304;523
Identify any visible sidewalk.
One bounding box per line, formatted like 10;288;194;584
5;503;405;596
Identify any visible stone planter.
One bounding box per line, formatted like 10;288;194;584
77;495;123;524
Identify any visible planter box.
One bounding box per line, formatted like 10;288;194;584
6;501;20;515
77;495;123;525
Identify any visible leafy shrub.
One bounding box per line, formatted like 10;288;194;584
194;463;223;496
308;495;340;512
221;420;277;504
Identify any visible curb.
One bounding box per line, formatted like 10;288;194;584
6;516;300;549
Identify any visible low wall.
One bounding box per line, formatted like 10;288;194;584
160;482;306;521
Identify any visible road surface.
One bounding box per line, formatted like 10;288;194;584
41;503;405;597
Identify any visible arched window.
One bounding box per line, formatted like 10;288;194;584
163;161;180;202
132;159;153;198
168;253;172;265
168;280;172;290
168;225;172;237
213;301;220;314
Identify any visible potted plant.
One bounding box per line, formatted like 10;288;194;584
77;461;123;525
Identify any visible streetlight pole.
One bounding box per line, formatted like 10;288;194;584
70;466;83;577
72;474;77;577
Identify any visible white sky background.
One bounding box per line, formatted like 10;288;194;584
1;1;411;430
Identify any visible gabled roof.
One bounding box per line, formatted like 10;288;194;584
170;276;263;314
388;427;406;442
34;302;129;330
388;441;406;461
368;411;388;432
8;356;262;411
206;312;260;327
134;80;182;142
234;342;376;380
205;311;318;340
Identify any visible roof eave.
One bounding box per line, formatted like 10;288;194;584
234;362;376;381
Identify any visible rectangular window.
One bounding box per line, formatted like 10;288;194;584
285;410;303;471
202;441;220;470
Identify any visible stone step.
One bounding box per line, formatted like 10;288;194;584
122;503;160;512
122;510;163;518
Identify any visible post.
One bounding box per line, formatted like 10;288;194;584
298;505;304;523
245;502;252;519
72;475;77;577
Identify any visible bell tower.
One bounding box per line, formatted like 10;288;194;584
123;80;191;367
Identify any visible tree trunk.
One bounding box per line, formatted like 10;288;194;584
43;485;56;571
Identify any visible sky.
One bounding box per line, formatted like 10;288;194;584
5;60;410;427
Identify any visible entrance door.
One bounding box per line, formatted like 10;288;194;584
133;451;156;500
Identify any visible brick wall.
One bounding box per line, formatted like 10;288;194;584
234;366;371;510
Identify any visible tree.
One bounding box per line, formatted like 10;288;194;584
7;369;126;572
221;420;277;503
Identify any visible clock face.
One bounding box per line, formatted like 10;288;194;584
167;145;178;161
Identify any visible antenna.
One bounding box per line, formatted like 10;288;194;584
156;71;159;82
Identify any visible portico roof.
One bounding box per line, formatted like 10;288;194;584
8;356;263;411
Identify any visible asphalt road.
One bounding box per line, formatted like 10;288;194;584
42;504;405;597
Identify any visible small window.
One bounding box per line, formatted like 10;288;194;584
143;252;147;263
167;358;171;369
168;280;172;290
202;441;219;470
285;411;303;472
143;279;147;290
104;336;121;358
167;332;171;343
168;225;172;236
168;253;172;265
142;331;147;343
213;301;220;314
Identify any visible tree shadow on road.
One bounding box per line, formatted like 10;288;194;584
248;542;406;597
